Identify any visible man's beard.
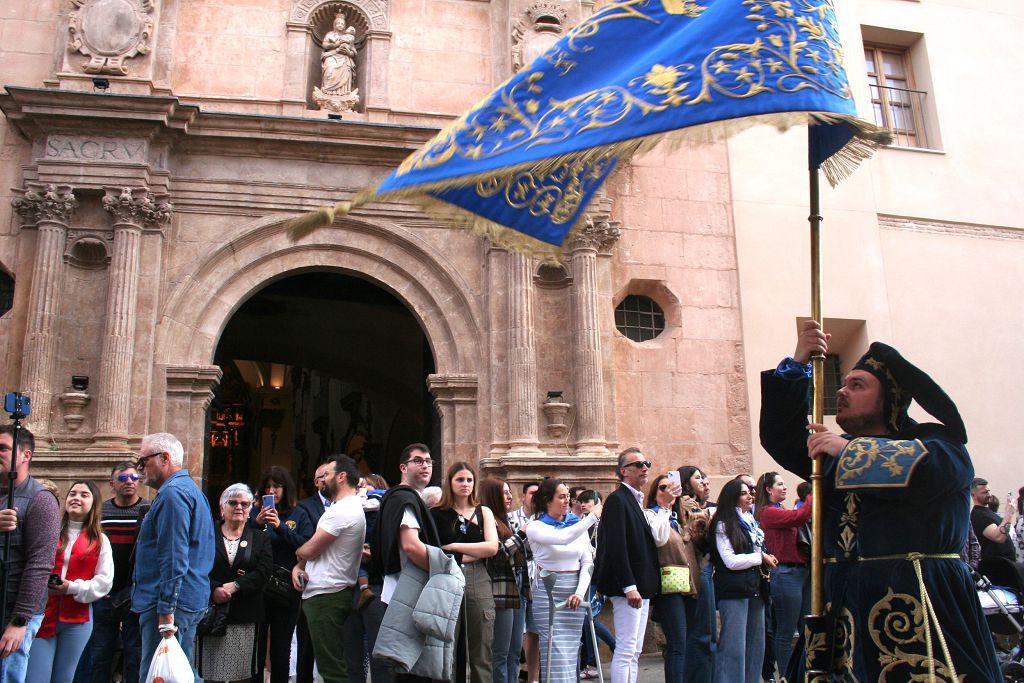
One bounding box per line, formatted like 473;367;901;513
836;413;883;437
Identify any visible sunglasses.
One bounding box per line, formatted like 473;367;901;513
135;451;163;470
117;473;140;482
226;500;251;509
457;514;468;536
624;460;652;470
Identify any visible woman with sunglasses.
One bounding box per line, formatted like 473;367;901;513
754;471;812;679
432;461;499;683
26;480;113;683
644;474;712;683
248;466;314;683
710;478;777;683
198;483;273;683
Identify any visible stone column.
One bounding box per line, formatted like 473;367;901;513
507;252;543;454
91;188;171;451
569;214;620;455
11;184;78;435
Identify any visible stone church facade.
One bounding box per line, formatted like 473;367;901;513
0;0;749;497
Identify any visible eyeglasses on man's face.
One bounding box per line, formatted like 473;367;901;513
135;451;163;470
623;460;652;470
116;473;140;483
405;457;432;467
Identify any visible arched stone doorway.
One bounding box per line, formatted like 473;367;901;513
208;270;438;497
153;215;485;494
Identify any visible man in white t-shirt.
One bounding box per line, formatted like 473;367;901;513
292;455;366;683
368;443;441;683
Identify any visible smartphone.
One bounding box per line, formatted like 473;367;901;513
667;471;681;487
262;494;276;510
48;573;61;588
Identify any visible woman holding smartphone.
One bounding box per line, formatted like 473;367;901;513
27;481;113;683
248;466;314;683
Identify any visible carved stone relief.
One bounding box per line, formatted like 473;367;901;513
512;1;570;73
68;0;155;75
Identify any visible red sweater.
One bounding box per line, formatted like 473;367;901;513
758;496;813;565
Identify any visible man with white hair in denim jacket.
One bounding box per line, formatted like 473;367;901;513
132;432;214;680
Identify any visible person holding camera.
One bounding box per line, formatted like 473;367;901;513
0;424;60;683
25;481;113;683
248;466;313;683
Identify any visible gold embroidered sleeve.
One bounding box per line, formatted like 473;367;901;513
835;437;929;490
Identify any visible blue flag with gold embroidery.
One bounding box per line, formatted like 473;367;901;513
289;0;886;258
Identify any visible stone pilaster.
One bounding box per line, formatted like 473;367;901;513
11;184;78;435
91;187;172;451
427;374;479;466
507;252;543;454
165;365;222;475
569;213;620;455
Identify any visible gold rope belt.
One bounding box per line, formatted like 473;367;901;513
823;552;960;682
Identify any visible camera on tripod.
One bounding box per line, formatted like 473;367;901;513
3;393;30;419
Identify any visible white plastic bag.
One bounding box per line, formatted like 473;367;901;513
144;635;195;683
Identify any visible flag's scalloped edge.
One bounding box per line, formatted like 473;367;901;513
283;112;890;262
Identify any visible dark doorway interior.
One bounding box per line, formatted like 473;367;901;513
206;270;436;504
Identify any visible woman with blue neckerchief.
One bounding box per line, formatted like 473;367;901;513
524;478;601;683
710;478;777;683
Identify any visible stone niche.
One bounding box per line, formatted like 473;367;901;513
65;0;156;78
286;0;392;117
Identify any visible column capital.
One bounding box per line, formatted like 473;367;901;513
11;183;77;226
570;212;621;253
102;187;172;230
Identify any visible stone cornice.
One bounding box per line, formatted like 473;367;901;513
0;86;440;164
878;214;1023;241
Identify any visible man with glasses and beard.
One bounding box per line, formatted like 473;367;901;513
132;433;214;680
87;462;148;683
295;461;335;683
594;447;666;683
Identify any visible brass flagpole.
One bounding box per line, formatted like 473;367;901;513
806;164;828;682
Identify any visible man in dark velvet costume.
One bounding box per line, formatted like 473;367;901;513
760;320;1000;682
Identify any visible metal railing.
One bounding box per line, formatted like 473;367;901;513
870;84;929;149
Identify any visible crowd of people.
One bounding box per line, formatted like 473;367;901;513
0;325;1019;683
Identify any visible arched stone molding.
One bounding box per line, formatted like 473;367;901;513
153;214;484;464
284;0;392;114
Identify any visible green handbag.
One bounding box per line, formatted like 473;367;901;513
660;565;692;595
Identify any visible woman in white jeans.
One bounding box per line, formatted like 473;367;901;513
26;480;113;683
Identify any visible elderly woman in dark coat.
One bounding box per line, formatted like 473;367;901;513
198;483;273;683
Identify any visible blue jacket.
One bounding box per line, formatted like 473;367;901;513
132;469;215;614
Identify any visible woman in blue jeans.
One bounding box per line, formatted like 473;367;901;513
645;474;713;683
27;481;113;683
710;479;777;683
480;478;528;683
755;471;812;678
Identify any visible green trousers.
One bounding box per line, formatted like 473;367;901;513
303;587;354;683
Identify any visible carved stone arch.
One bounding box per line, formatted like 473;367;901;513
153;215;484;467
291;0;389;31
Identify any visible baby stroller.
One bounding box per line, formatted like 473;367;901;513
974;556;1024;681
